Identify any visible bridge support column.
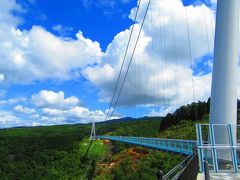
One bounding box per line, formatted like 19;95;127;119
210;0;239;144
90;118;96;140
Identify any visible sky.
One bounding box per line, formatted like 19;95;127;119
0;0;239;128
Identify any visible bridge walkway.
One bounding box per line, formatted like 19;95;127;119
97;135;196;155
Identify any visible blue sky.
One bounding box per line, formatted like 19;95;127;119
16;0;138;51
0;0;229;128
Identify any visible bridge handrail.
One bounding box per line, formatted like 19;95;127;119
198;123;240;126
97;135;196;155
163;154;194;180
97;136;197;143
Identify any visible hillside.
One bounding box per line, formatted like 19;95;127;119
0;105;239;179
0;117;182;179
97;117;162;137
0;124;92;179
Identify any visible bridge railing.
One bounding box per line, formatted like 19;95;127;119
196;123;240;173
97;136;196;155
163;154;199;180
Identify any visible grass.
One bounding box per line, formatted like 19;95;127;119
79;138;110;158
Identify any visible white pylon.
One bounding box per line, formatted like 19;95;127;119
90;118;96;140
210;0;239;144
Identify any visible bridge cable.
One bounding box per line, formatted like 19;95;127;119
208;8;215;41
109;0;152;119
80;140;94;163
80;143;97;180
162;2;170;128
104;0;143;121
204;7;211;57
170;0;181;125
156;0;164;130
185;8;197;121
158;0;167;129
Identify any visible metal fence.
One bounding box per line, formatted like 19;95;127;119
162;154;198;180
97;135;196;155
196;123;240;173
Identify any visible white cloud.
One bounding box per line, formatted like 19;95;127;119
0;97;26;105
147;105;178;117
14;105;36;114
0;110;21;128
0;74;4;82
42;108;63;116
1;0;239;129
0;0;102;85
84;0;215;108
52;24;74;36
32;90;80;109
0;89;118;128
42;106;108;123
39;103;121;125
32;89;121;125
0;110;42;128
0;0;23;27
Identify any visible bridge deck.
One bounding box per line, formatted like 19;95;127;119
97;136;196;155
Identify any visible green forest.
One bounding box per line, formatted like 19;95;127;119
0;99;239;179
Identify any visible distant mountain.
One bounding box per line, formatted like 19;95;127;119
97;116;163;124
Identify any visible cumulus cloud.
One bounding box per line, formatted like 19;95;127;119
29;90;115;124
0;97;26;105
0;74;4;82
33;90;120;124
84;0;215;108
0;89;117;128
32;90;80;109
0;0;102;85
1;0;239;128
0;110;21;128
52;24;74;36
0;110;42;128
42;106;108;123
14;105;36;114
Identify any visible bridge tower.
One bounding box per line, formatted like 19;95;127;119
90;118;96;140
210;0;239;143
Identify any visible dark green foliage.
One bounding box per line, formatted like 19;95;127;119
97;117;162;137
160;98;240;132
0;117;179;179
111;156;132;180
4;100;239;179
98;150;183;180
160;98;210;131
0;118;164;179
0;125;91;179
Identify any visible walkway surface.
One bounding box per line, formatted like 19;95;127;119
97;135;196;155
197;173;240;179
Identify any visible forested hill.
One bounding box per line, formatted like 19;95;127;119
1;100;239;179
160;98;240;131
0;117;165;179
96;116;162;124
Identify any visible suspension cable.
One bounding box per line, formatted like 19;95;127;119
170;0;180;124
105;0;143;121
109;0;152;119
185;8;197;121
80;143;97;180
203;7;211;62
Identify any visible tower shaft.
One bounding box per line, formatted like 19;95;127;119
210;0;239;143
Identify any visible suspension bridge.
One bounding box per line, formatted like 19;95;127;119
87;0;240;179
